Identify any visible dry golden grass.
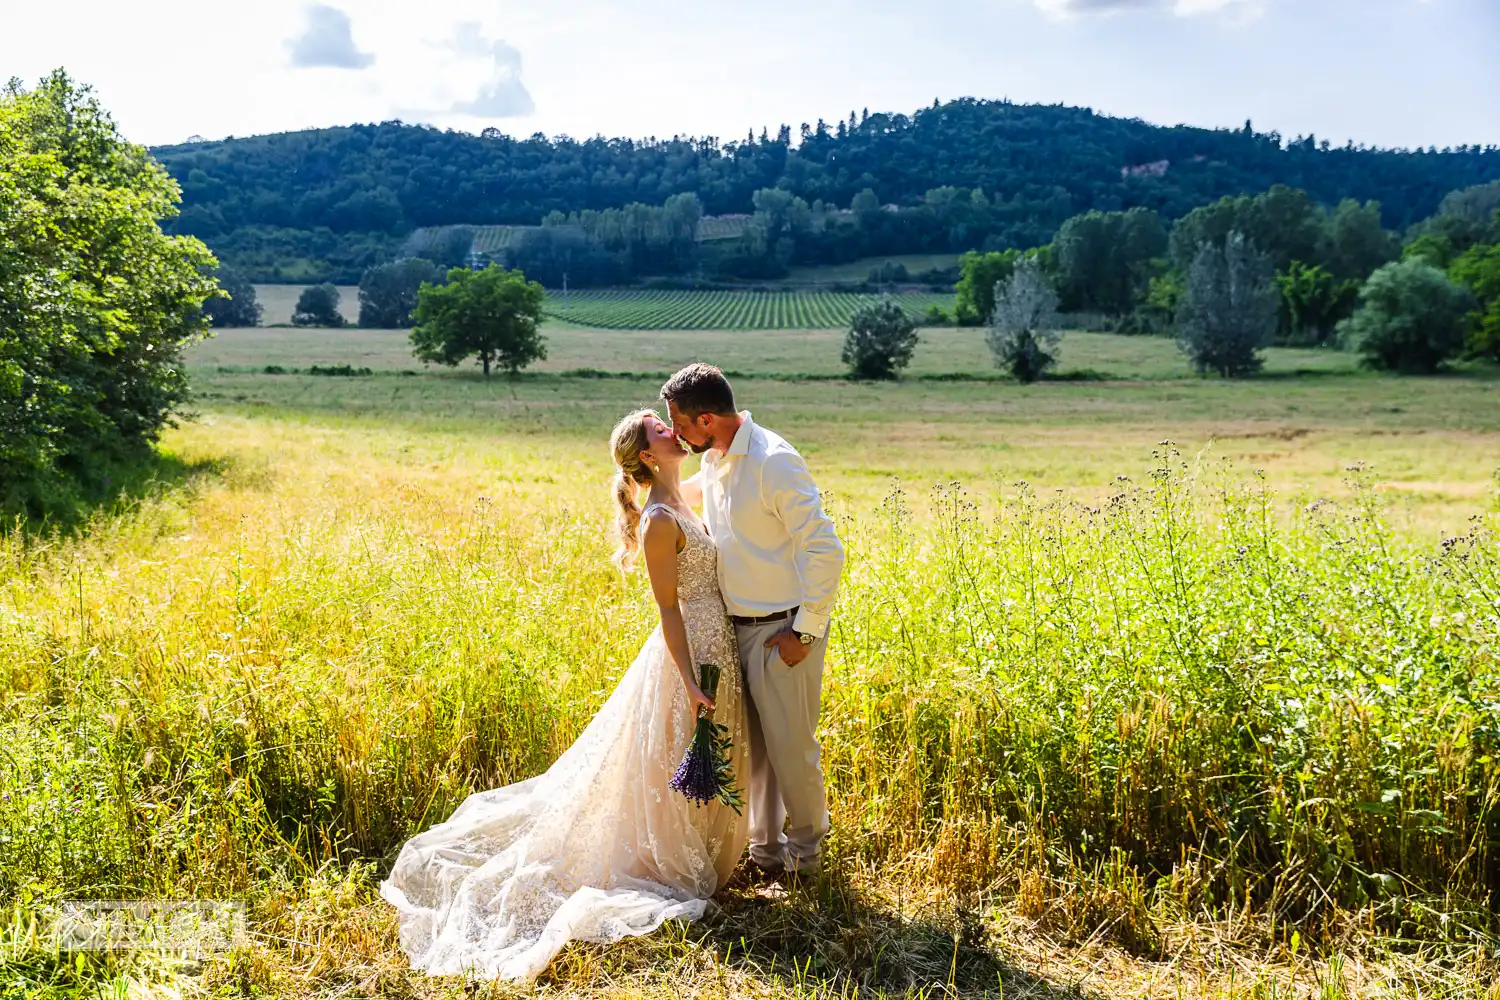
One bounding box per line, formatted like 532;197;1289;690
4;328;1499;999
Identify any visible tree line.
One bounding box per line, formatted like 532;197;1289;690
935;179;1500;379
153;99;1500;283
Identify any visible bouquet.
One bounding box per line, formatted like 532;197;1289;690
668;662;743;814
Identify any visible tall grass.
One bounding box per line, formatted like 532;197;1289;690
1;440;1496;995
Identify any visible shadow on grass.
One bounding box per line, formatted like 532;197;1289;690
5;448;236;539
543;865;1095;999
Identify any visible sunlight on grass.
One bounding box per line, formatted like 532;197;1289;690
4;330;1500;998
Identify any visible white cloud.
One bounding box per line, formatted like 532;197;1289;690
444;23;535;118
287;4;374;69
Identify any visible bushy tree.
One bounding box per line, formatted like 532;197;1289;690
358;258;445;328
986;256;1061;382
1054;207;1166;315
292;283;345;327
1176;232;1277;377
956;247;1053;325
509;226;626;288
1448;243;1500;361
1338;260;1473;373
1319;198;1398;281
1276;261;1358;346
1171;186;1322;275
842;298;919;379
202;267;262;327
410;265;546;378
867;260;910;285
1;71;218;518
426;226;477;269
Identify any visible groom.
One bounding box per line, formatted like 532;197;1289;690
661;363;844;879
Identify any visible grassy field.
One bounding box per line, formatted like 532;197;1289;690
3;326;1499;999
253;284;361;326
541;289;955;330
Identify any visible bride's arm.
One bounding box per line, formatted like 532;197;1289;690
640;509;715;715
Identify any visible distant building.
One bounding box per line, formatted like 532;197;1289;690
1121;159;1170;179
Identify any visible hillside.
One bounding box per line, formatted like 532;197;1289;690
152;98;1500;282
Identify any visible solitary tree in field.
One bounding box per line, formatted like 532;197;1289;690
410;265;546;378
1176;232;1276;377
987;256;1061;383
292;283;345;327
842;298;918;379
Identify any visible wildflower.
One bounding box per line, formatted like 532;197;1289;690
668;663;743;814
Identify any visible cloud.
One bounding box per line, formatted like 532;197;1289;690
287;5;375;69
1032;0;1263;17
445;22;535;118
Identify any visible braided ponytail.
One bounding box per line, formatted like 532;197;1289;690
609;409;655;569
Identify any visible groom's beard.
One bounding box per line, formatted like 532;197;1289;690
686;438;713;455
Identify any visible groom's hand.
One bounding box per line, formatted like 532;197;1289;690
765;627;810;667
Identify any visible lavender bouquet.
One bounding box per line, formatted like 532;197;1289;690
668;662;743;814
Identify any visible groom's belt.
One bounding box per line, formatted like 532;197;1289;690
729;606;797;626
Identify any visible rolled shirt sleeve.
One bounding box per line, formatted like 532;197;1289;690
763;451;844;638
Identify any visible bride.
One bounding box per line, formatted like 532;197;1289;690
379;409;750;981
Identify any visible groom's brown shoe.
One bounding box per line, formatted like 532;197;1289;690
750;860;786;884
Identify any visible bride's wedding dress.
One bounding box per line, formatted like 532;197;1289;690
380;504;749;981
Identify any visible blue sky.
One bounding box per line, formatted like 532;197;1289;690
4;0;1496;150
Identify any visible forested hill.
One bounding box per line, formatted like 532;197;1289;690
152;98;1500;282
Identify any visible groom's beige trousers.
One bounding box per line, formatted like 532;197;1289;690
734;620;831;871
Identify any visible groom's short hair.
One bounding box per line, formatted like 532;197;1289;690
660;363;736;418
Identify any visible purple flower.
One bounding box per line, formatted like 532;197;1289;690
668;663;743;814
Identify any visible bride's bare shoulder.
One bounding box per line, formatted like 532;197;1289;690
640;505;685;555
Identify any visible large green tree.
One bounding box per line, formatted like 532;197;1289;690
1053;207;1165;315
1170;185;1324;275
1;71;218;517
410;265;546;377
1337;260;1472;374
1318;198;1398;281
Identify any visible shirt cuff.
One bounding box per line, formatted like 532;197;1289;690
792;608;830;638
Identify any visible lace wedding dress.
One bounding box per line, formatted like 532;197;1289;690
380;503;749;981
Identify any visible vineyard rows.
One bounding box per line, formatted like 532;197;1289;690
542;290;953;330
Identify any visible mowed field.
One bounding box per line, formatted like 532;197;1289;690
4;324;1499;999
185;323;1496;528
254;284;360;325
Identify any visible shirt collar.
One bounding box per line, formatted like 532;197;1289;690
726;410;753;457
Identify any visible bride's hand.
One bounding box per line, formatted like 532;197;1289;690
687;683;716;717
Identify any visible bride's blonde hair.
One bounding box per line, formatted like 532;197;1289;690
609;409;657;570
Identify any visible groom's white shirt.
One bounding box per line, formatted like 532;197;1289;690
700;410;844;638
